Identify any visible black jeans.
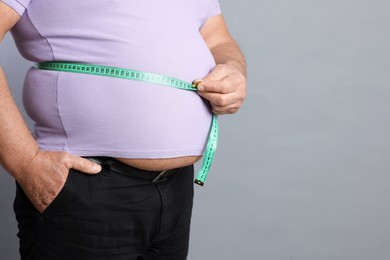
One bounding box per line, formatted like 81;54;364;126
14;160;194;260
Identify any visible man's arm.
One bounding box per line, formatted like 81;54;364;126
198;14;247;115
0;2;44;179
0;2;100;213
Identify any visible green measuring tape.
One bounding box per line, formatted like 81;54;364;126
37;61;218;186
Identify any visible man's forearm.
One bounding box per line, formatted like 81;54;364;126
0;66;39;178
210;41;246;77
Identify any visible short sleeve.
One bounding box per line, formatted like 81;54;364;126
0;0;31;16
206;0;221;19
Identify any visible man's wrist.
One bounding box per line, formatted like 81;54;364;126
210;41;247;77
222;60;247;77
1;143;40;180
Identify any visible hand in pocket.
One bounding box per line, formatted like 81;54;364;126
15;150;101;213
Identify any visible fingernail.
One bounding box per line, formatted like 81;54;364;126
192;79;202;89
197;85;204;91
92;164;102;172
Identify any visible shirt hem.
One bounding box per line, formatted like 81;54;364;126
0;0;25;15
38;145;204;159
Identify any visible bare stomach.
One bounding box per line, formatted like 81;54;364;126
115;156;202;171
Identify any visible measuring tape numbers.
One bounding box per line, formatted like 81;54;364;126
37;61;218;186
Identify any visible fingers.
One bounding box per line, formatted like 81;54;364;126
197;78;246;115
196;63;245;93
16;151;101;213
194;63;246;115
210;101;243;115
197;72;244;94
64;153;101;174
197;91;241;110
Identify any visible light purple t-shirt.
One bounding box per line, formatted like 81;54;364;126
2;0;221;158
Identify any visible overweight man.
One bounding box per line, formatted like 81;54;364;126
0;0;246;259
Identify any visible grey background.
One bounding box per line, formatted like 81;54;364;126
1;0;390;259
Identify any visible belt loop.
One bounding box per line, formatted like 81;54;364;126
86;157;113;173
152;170;167;183
102;159;115;172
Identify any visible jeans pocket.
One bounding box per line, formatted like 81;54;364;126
40;169;77;216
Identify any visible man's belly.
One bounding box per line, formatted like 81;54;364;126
116;156;202;171
25;69;212;163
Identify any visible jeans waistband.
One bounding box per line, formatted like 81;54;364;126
84;157;183;183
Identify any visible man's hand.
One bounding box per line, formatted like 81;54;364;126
15;150;101;213
196;62;246;115
199;14;247;115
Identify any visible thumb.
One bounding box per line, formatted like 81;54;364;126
202;64;226;82
69;155;102;174
196;65;225;92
